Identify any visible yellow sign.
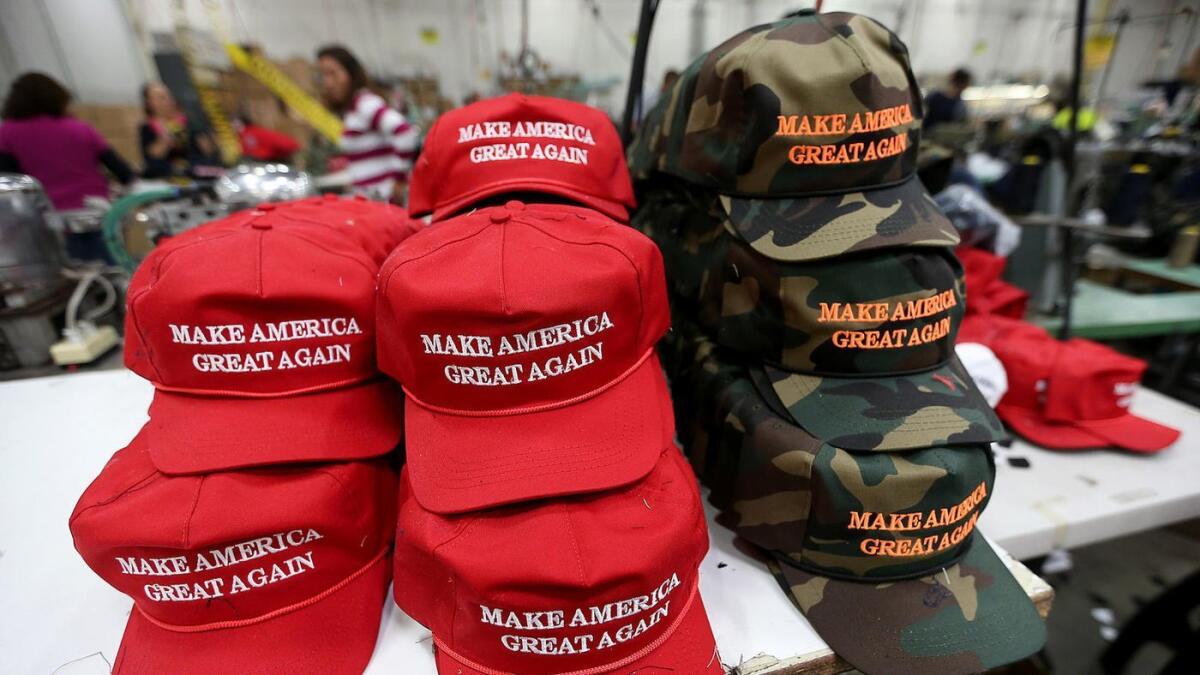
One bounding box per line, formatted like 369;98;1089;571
420;27;440;45
1085;33;1116;69
225;44;343;142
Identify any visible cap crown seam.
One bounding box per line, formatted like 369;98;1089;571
69;468;162;526
378;220;494;300
181;475;207;549
560;502;590;588
499;220;510;314
128;230;242;383
273;227;380;279
255;230;264;297
512;217;649;339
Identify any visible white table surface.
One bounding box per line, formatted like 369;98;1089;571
0;369;1065;674
979;387;1200;560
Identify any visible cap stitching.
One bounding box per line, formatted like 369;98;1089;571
68;469;161;525
150;373;381;398
821;13;869;74
509;217;650;359
255;230;264;297
378;219;493;300
432;579;702;675
275;227;379;279
404;348;653;417
133;548;388;633
126;229;247;384
499;220;510;314
560;503;590;588
181;475;206;549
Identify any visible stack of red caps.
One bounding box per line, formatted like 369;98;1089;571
70;197;421;672
408;93;636;223
993;335;1180;453
377;95;723;673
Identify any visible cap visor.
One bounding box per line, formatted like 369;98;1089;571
433;581;722;675
405;352;671;514
430;180;630;222
773;533;1045;675
761;356;1008;451
114;552;390;674
999;406;1179;453
723;175;960;262
148;379;403;474
1071;414;1181;453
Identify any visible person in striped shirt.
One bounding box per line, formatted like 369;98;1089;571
317;45;419;203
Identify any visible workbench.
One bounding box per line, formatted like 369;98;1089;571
978;386;1200;561
1120;258;1200;292
0;370;1067;674
1034;279;1200;339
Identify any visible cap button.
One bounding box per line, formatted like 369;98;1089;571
490;211;511;224
324;193;339;201
505;200;525;211
254;202;276;212
251;220;273;230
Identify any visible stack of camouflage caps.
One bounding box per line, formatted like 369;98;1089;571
629;11;1046;675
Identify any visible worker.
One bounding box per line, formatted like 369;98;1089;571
138;82;221;179
317;45;418;203
924;67;973;131
0;72;134;261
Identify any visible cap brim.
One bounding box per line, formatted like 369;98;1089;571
433;581;722;675
405;352;671;514
722;175;960;261
147;379;403;474
760;356;1008;451
998;405;1179;453
772;533;1045;675
429;179;631;223
114;552;390;674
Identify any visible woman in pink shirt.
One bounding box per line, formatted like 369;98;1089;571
0;72;134;261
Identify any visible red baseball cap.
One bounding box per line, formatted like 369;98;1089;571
69;427;396;674
125;210;404;474
995;337;1180;452
957;314;1050;348
408;94;636;222
376;201;672;513
393;447;721;675
279;194;423;264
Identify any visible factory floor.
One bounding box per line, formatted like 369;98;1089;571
1035;521;1200;675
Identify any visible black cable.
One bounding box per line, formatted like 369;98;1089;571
584;0;632;60
1060;0;1089;341
621;0;660;145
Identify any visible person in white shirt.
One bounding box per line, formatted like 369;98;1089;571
317;45;419;203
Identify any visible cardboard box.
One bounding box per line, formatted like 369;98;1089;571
73;104;145;170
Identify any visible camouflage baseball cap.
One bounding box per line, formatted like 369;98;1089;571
628;11;959;261
634;181;730;335
680;339;1045;674
719;237;1006;450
